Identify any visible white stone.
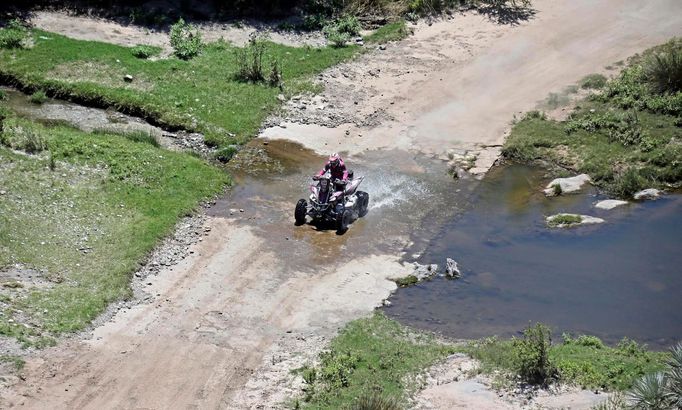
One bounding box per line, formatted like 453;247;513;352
544;174;591;196
633;188;661;200
594;199;628;210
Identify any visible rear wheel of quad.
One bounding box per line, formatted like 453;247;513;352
357;191;369;217
337;209;352;232
295;199;307;225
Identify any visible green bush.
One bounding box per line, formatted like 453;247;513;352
323;15;361;48
0;19;27;49
352;393;400;410
0;89;7;101
131;44;162;59
610;168;648;198
234;36;281;86
645;49;682;94
29;90;47;104
512;323;557;385
580;73;608;90
170;18;203;60
319;350;359;388
214;145;238;163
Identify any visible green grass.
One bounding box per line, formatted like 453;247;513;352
0;355;25;371
580;73;608;90
0;114;228;343
394;274;418;287
364;20;410;44
0;29;358;147
503;40;682;198
465;334;668;391
296;313;457;409
547;214;583;227
130;44;162;59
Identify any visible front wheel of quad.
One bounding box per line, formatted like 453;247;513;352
295;199;307;225
357;191;369;217
337;209;352;233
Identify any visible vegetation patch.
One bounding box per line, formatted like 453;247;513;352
579;73;608;90
503;39;682;198
465;325;668;391
394;274;418;287
0;113;228;344
546;214;582;227
169;18;203;60
294;313;456;409
364;20;411;44
0;29;357;148
0;20;28;50
130;44;162;59
29;90;47;104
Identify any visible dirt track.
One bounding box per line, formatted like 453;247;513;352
3;1;682;408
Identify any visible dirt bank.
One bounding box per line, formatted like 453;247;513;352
2;0;681;409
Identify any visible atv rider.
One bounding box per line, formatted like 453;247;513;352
314;153;349;191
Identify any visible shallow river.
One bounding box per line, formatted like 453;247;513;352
385;165;682;349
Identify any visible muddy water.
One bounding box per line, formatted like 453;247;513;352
384;165;682;348
207;139;478;272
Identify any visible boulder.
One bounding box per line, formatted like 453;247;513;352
633;188;661;200
544;174;591;196
413;263;439;281
594;199;628;210
445;258;461;279
123;74;133;82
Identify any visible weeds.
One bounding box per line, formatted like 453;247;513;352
512;323;557;385
352;393;401;410
645;48;682;94
0;19;27;49
170;18;203;60
394;275;418;287
131;44;162;59
29;90;47;104
364;20;410;44
234;35;282;87
580;74;608;90
324;15;361;47
93;128;160;147
214;145;238;163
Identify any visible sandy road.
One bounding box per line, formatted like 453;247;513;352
3;0;682;408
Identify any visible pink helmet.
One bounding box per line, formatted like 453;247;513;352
328;152;341;168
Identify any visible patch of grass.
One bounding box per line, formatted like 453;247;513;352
0;28;358;148
29;90;47;104
214;145;239;163
580;73;608;90
547;214;583;227
0;355;25;371
503;40;682;198
0;20;27;49
394;274;418;287
131;44;162;59
466;331;668;391
92;128;160;147
0;115;228;341
364;20;410;44
300;313;457;408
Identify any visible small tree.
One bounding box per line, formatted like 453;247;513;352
170;18;203;60
512;323;556;385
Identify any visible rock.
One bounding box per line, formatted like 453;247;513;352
633;188;661;200
379;44;386;50
413;263;439;281
546;213;605;228
594;199;628;210
544;174;591;196
276;94;286;102
0;190;6;195
445;258;461;278
123;74;134;82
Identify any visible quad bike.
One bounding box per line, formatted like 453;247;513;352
294;170;369;232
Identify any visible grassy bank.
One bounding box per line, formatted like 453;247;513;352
503;39;682;198
0;112;228;345
299;316;671;408
294;313;457;409
0;28;357;148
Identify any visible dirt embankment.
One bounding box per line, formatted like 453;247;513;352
2;1;681;409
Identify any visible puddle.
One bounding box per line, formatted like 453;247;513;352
384;165;682;349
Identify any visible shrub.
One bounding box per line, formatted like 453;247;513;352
323;15;361;48
235;35;281;86
318;350;359;388
131;44;162;59
512;323;556;385
3;126;47;153
628;372;669;409
170;18;203;60
0;19;27;49
29;90;47;104
610;168;648;198
580;73;608;90
352;393;400;410
395;275;418;287
645;49;682;94
0;89;7;101
214;145;238;163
